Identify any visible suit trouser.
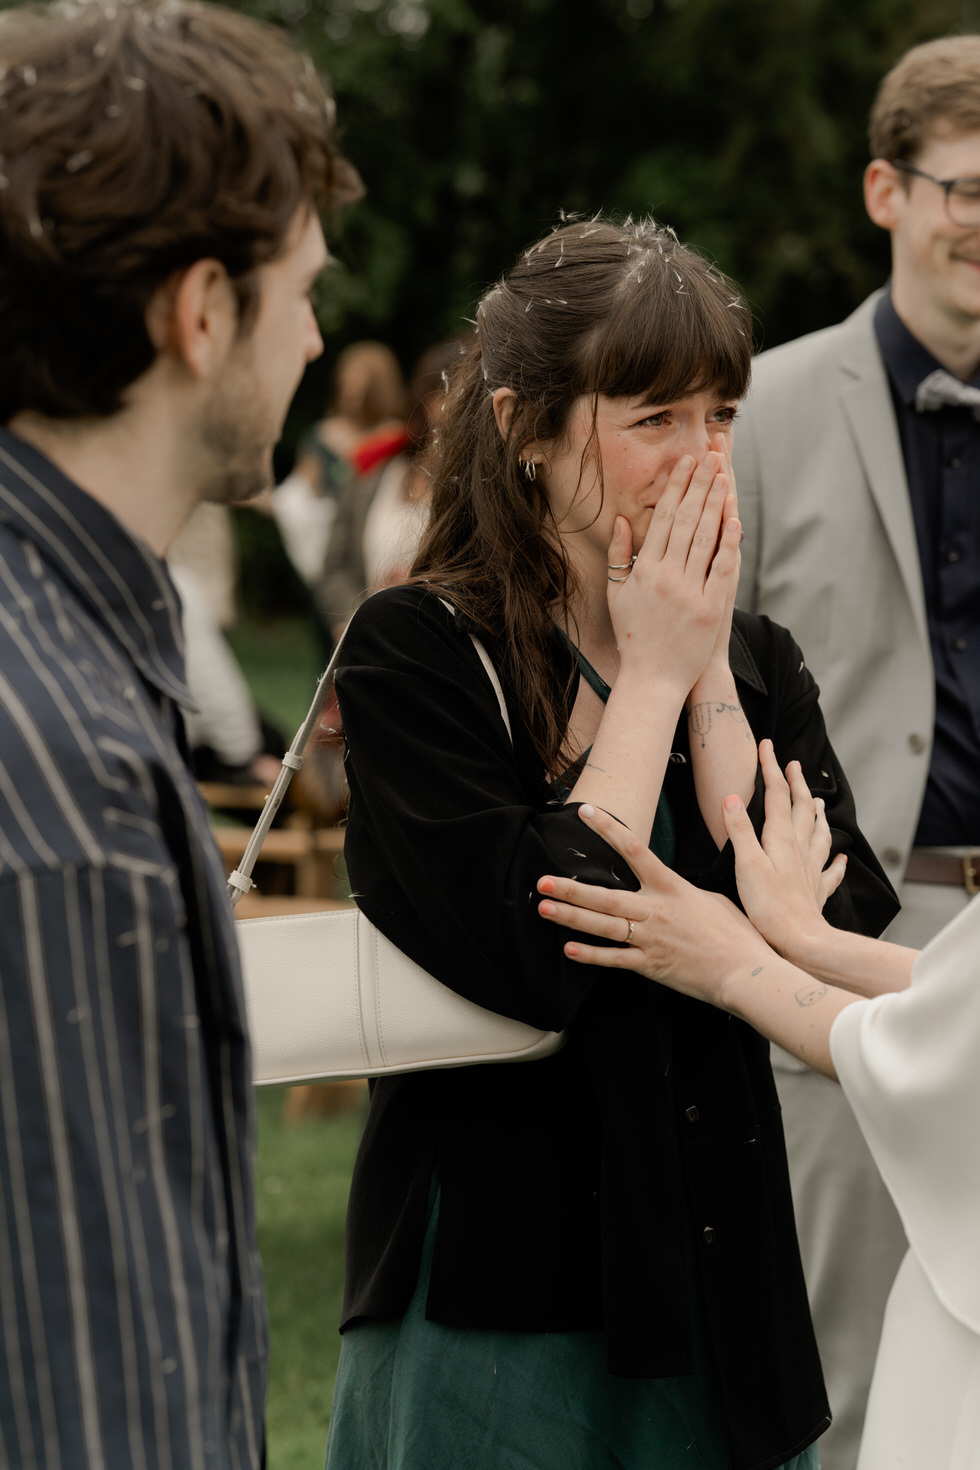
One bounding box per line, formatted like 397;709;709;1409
772;877;972;1470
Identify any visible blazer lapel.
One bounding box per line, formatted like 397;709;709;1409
836;293;929;647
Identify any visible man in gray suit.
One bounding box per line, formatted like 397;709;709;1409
734;35;980;1470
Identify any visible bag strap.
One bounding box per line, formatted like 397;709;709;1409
227;596;511;905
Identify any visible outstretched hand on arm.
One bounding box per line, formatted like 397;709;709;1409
537;743;917;1079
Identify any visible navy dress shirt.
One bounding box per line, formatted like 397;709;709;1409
874;290;980;845
0;429;265;1469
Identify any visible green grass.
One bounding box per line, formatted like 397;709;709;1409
255;1088;365;1470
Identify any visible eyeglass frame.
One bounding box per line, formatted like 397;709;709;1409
891;159;980;228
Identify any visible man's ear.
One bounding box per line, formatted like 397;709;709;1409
145;258;238;379
864;159;905;232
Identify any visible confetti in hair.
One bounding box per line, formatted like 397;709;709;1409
66;150;94;174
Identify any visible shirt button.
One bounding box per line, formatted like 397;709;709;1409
685;1105;700;1123
883;847;903;867
953;637;968;652
907;733;926;754
702;1226;716;1245
946;548;961;563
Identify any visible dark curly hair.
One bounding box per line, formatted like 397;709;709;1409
0;0;362;420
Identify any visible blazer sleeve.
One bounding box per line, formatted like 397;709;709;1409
336;587;639;1032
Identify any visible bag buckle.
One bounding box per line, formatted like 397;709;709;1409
965;853;980;895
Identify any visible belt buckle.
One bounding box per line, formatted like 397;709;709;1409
965;853;980;896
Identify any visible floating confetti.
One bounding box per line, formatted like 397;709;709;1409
66;150;94;173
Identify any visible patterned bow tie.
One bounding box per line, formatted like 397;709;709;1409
914;367;980;419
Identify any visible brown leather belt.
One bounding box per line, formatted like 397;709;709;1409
905;851;980;894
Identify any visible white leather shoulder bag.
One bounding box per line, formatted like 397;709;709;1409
230;602;565;1085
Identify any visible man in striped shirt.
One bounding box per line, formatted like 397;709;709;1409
0;3;360;1465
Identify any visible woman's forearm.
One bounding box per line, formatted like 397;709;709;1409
778;921;917;998
717;950;859;1080
686;666;757;847
564;666;688;840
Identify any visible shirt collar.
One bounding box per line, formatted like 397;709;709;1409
873;283;980;405
0;427;193;707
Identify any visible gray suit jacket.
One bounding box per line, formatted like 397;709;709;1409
733;291;933;892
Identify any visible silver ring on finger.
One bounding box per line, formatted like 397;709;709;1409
607;574;629;582
607;561;632;571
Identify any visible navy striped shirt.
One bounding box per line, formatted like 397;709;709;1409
0;428;265;1469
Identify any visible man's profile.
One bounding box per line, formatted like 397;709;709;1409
0;3;358;1464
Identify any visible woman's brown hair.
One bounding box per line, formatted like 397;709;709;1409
411;216;752;779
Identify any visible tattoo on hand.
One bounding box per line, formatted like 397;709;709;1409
795;983;828;1008
751;966;763;977
688;701;750;749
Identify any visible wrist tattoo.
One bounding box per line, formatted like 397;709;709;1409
795;983;828;1008
688;700;750;749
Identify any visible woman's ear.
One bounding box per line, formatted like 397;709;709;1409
492;386;516;441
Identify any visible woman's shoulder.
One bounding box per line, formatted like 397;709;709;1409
732;607;806;671
342;584;470;667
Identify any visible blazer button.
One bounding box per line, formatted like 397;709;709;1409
685;1105;700;1123
908;733;926;754
702;1226;716;1245
882;847;903;867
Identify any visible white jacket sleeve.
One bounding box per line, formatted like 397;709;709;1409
830;895;980;1335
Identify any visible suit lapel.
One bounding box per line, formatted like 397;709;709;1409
836;293;929;646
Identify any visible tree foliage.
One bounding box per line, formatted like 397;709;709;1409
232;0;977;372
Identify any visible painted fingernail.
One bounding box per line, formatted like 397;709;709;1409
566;943;580;957
723;795;742;812
539;901;555;917
539;876;554;894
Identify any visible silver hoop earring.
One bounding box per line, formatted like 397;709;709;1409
522;458;537;483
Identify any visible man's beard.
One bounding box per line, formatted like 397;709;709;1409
197;374;277;505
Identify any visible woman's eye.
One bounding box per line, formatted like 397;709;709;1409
711;406;739;427
637;411;669;428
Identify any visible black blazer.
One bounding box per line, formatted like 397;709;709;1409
335;586;898;1470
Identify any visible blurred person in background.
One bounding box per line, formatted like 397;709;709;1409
0;1;358;1464
316;336;465;637
270;339;409;593
733;37;980;1469
168;503;284;787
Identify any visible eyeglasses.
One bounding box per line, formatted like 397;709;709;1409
893;159;980;228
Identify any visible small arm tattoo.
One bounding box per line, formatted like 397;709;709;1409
688;700;752;749
795;983;828;1008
